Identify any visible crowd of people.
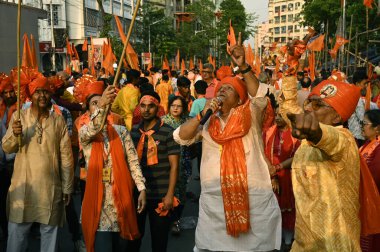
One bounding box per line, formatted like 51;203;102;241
1;33;380;252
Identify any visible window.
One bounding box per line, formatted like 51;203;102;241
281;5;287;12
288;3;294;11
288;14;293;22
275;16;280;24
85;8;100;28
294;14;300;22
281;15;286;23
269;28;273;35
269;20;273;24
281;26;286;34
275;6;280;13
47;4;59;26
274;27;280;34
295;2;301;10
281;37;286;42
288;25;293;33
295;25;300;32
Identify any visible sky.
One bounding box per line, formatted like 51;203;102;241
240;0;268;45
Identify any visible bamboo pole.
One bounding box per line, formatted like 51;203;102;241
99;0;141;130
345;15;353;76
324;20;329;70
16;0;22;149
345;49;375;67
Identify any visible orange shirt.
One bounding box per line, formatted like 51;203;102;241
156;81;173;113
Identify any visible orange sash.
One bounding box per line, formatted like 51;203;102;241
81;125;140;252
136;120;163;166
208;100;251;237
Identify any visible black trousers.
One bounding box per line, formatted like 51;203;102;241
95;231;128;252
65;196;81;241
0;161;13;237
127;199;172;252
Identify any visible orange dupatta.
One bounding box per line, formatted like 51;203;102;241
81;125;140;252
208;100;251;237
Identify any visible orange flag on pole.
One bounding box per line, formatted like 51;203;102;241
254;53;261;75
103;41;115;76
90;37;95;76
199;59;203;72
72;43;80;60
66;38;73;58
181;59;186;75
365;83;372;111
329;35;349;59
114;15;140;70
22;33;33;68
30;34;38;69
308;51;316;82
307;34;325;51
245;44;254;66
175;49;180;70
162;56;170;70
82;39;88;51
227;19;236;55
364;0;374;8
189;58;194;70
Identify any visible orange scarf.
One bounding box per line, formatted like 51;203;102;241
81;125;140;252
208;100;251;237
136;120;163;166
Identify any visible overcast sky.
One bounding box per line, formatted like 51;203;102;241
240;0;268;45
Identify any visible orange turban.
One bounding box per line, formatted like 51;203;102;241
328;70;348;82
82;68;89;75
74;75;104;103
0;73;13;93
216;66;233;81
48;75;65;91
310;80;361;122
28;76;49;95
215;76;248;103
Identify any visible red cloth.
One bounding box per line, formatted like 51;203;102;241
310;80;361;122
264;125;300;230
0;74;13;93
48;75;65;92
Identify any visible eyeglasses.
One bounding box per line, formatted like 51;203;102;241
303;98;332;111
170;104;183;109
360;121;373;127
202;70;212;74
179;86;190;89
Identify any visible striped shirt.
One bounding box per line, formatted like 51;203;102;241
131;119;180;200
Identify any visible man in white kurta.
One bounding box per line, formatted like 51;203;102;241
173;96;281;251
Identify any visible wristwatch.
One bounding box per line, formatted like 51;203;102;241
239;64;252;74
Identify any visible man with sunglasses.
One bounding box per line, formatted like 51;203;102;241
348;70;378;147
2;71;73;252
279;69;364;251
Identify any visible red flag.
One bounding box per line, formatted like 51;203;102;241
181;59;186;75
22;33;33;68
307;34;325;51
30;34;38;69
227;19;236;55
114;15;140;70
82;39;88;51
189;58;194;70
175;49;180;70
364;0;374;8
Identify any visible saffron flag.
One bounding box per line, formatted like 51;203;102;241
199;59;203;72
22;33;33;68
181;59;186;75
364;0;374;8
329;35;349;59
72;44;80;60
82;39;88;51
175;49;180;70
162;56;170;70
245;44;254;66
308;51;316;82
227;19;236;55
103;41;116;76
189;58;194;70
307;34;325;51
114;15;140;70
66;38;73;57
90;37;95;76
30;34;38;69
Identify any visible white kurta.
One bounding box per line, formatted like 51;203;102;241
173;97;281;252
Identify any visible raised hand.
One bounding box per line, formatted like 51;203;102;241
12;119;22;137
229;32;246;68
98;86;117;108
287;112;322;144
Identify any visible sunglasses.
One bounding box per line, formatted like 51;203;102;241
303;98;332;111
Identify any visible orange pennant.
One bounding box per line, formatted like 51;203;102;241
22;34;33;68
189;57;194;70
227;19;236;55
30;34;38;69
308;51;316;82
365;83;372;111
82;39;88;51
180;59;186;75
199;59;203;72
307;34;325;51
364;0;374;8
162;56;170;70
175;49;180;70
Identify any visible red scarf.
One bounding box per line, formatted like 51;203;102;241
208;100;251;237
81;125;140;252
136;120;163;166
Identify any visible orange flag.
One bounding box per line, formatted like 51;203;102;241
175;49;180;70
254;54;261;75
114;15;140;70
307;34;325;51
245;44;254;66
189;58;194;70
82;39;88;51
66;38;73;58
308;51;316;82
365;83;372;111
162;56;170;70
329;35;349;59
227;19;236;55
22;33;33;68
364;0;373;8
90;37;95;76
199;59;203;72
275;56;280;75
181;59;186;75
103;42;115;76
30;34;37;69
368;64;374;79
208;54;215;69
72;43;79;60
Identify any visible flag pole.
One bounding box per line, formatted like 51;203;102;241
99;0;141;130
346;15;353;76
16;0;22;150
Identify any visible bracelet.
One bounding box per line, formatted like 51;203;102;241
239;64;252;74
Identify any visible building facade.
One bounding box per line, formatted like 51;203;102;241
258;0;308;49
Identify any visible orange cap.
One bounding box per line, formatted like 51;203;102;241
47;75;65;92
310;80;361;122
216;66;233;81
215;76;248;103
74;75;104;103
28;76;49;95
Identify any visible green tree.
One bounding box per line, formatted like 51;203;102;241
216;0;257;64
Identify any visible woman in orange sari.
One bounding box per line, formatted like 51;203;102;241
360;109;380;252
264;107;300;251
